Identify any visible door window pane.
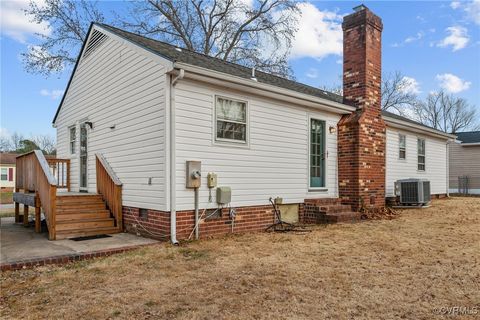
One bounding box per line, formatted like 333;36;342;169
310;119;326;188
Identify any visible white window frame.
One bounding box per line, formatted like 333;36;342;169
69;126;77;154
1;168;7;181
417;138;426;171
399;134;406;160
308;116;327;191
214;95;249;145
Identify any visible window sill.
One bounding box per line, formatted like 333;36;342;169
308;188;329;193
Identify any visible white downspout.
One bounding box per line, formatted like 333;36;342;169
446;141;450;197
169;69;184;245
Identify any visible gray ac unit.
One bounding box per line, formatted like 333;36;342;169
395;179;431;205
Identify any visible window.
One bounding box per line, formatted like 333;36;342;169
417;138;425;171
69;126;76;154
310;118;326;188
1;168;7;181
399;134;406;159
215;96;247;143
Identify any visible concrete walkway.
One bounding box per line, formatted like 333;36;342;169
0;217;158;264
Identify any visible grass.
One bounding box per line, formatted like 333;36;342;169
1;197;479;319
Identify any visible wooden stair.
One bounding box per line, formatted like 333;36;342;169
54;194;119;240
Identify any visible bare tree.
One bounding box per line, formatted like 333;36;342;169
382;71;419;113
413;91;479;133
9;132;25;151
122;0;300;78
32;135;57;155
23;0;105;76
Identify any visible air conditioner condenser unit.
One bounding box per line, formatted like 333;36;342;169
395;179;431;205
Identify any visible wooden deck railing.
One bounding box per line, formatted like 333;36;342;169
47;158;70;191
96;154;123;231
16;150;60;239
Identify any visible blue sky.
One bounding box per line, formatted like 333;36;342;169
1;0;479;139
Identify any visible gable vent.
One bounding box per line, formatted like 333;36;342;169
82;29;109;60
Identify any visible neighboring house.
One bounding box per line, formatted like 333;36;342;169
449;131;480;194
0;153;17;191
15;6;454;241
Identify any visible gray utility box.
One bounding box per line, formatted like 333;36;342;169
216;187;231;204
186;161;201;188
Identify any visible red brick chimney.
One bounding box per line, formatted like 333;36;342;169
338;5;386;210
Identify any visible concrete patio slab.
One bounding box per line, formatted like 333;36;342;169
0;217;158;265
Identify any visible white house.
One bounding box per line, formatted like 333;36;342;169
47;6;454;241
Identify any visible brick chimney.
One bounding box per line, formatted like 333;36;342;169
337;5;386;210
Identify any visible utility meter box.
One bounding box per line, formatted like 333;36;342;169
186;161;201;188
216;186;231;204
207;172;217;188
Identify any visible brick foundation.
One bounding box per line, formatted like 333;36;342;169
123;198;361;241
123;204;279;240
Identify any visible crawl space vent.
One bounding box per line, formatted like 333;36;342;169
82;29;109;60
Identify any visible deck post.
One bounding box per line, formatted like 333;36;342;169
35;206;41;233
15;202;20;223
23;204;29;227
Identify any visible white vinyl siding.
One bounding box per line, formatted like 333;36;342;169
386;127;448;196
173;79;340;211
55;31;168;210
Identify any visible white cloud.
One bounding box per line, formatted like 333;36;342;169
436;73;471;93
400;76;421;94
437;26;470;51
290;3;343;60
0;0;50;43
40;89;64;100
450;1;461;9
405;32;424;43
449;0;480;25
465;0;480;25
305;68;318;79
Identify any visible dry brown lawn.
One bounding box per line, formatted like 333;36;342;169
1;197;479;320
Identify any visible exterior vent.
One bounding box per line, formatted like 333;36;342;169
395;179;431;205
82;29;108;60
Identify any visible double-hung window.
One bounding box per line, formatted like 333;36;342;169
215;96;247;143
69;126;76;154
417;138;425;171
399;134;406;159
1;168;7;181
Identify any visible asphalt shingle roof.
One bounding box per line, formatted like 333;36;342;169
97;23;344;104
456;131;480;143
53;23;456;139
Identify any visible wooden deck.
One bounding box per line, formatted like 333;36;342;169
14;151;123;240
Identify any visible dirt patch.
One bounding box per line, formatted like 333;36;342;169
1;197;479;319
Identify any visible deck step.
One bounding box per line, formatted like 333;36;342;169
55;227;120;240
56;211;111;221
56;204;107;212
56;195;103;202
56;218;115;231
